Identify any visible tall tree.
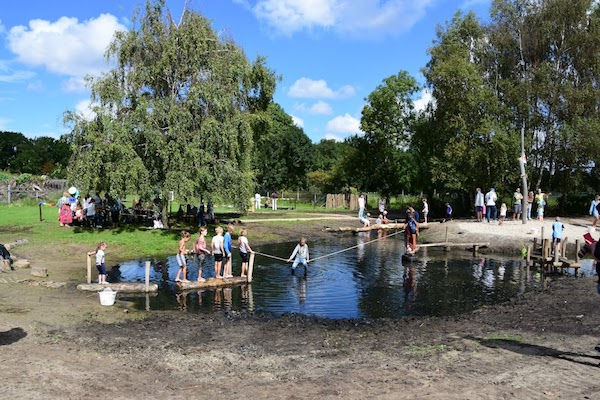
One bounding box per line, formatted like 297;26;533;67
65;0;276;225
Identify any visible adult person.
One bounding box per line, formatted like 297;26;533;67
378;198;385;215
513;188;523;221
358;194;366;219
254;193;261;210
535;189;546;222
589;195;600;227
485;188;498;223
474;188;484;222
271;192;278;211
527;191;534;221
422;198;429;224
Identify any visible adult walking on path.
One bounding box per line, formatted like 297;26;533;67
513;188;523;221
271;192;278;211
589;195;600;227
474;188;484;222
254;193;261;210
485;188;498;223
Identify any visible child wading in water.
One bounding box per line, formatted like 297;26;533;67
288;238;310;276
175;232;191;282
194;227;210;282
238;229;253;277
88;242;108;284
212;226;225;278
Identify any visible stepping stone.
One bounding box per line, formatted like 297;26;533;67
30;267;48;278
13;259;30;269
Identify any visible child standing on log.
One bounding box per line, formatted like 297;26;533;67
212;226;225;278
223;225;234;279
238;229;253;277
175;232;191;282
194;227;209;282
499;203;507;225
404;212;419;254
288;238;310;276
88;242;108;285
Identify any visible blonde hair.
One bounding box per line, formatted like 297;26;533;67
96;241;107;251
215;226;223;235
181;231;190;238
199;227;207;234
240;228;247;236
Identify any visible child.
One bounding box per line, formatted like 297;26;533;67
222;225;234;279
360;212;371;227
537;201;544;222
88;242;108;284
404;212;419;254
376;214;383;225
238;229;253;277
287;238;310;276
211;226;225;279
422;198;429;224
499;203;507;225
175;231;191;282
382;211;389;224
552;217;565;247
442;203;452;223
194;227;209;282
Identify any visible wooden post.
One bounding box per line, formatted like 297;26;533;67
247;252;255;283
575;239;581;264
145;261;151;292
541;226;544;243
39;203;43;222
445;226;449;243
533;238;537;252
7;184;10;204
526;245;531;265
86;254;92;284
145;293;150;312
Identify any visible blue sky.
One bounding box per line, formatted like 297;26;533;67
0;0;491;142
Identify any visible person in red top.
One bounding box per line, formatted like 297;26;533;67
194;227;210;282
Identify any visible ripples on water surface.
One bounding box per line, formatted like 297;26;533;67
112;231;595;319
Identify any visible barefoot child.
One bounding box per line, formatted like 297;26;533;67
175;232;191;282
88;242;108;284
212;226;225;278
238;229;253;277
288;238;310;276
404;212;419;254
223;225;234;278
499;203;507;225
194;227;210;282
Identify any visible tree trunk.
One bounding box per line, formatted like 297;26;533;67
161;200;169;229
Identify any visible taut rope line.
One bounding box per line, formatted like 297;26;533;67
253;229;405;264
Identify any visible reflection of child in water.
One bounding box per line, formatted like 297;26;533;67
403;265;417;310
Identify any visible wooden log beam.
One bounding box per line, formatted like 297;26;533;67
176;276;248;291
419;242;490;248
77;283;159;293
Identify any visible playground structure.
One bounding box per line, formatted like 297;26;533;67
525;227;581;275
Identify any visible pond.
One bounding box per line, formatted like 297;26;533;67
109;231;596;319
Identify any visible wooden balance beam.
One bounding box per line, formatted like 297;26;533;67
326;223;428;233
77;282;158;293
176;253;256;291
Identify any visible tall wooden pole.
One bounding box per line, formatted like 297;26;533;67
247;252;255;283
145;261;151;292
86;254;92;284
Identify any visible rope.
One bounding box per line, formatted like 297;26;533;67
253;229;405;264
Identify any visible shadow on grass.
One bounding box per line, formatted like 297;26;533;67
466;336;600;368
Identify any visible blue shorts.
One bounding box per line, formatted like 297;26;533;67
96;263;106;275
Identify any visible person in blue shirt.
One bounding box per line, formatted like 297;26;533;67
223;225;234;278
552;217;565;246
443;203;453;223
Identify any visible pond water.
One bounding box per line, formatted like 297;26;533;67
109;231;596;319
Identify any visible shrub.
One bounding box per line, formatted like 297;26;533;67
0;171;10;184
15;173;33;185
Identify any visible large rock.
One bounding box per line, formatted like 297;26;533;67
30;267;48;277
13;259;30;269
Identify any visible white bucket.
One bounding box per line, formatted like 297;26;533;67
99;288;117;306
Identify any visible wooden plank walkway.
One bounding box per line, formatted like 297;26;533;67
175;276;248;291
77;283;158;293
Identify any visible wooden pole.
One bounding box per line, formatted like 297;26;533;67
7;184;10;204
541;226;544;243
86;254;92;284
575;239;581;264
247;252;255;283
145;261;151;292
39;203;43;222
526;245;531;265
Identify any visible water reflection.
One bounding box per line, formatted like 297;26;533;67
115;232;597;319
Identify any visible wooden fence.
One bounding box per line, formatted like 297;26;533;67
325;193;360;210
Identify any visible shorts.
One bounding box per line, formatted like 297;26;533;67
553;237;561;243
96;263;106;275
593;209;599;218
514;204;522;213
214;253;223;262
176;253;186;267
476;206;483;212
537;209;544;217
240;252;249;262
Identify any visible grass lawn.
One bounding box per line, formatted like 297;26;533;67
0;203;347;260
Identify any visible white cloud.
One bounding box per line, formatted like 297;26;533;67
290;114;305;128
61;76;88;93
0;70;35;83
75;99;96;121
324;134;344;142
26;80;44;92
295;100;334;115
248;0;434;37
8;14;125;78
289;77;355;99
326;113;362;135
413;88;436;113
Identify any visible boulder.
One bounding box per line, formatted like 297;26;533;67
30;267;48;278
13;259;30;269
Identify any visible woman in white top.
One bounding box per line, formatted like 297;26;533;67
422;198;429;224
211;226;225;278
